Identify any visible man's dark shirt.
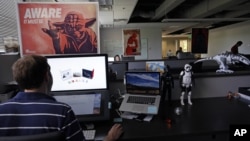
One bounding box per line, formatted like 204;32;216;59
0;92;84;141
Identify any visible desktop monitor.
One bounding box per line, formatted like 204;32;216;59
145;61;165;73
46;54;109;92
53;90;110;122
46;54;110;122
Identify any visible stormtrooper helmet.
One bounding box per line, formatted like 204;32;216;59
184;64;192;72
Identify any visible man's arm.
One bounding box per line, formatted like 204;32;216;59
62;108;85;141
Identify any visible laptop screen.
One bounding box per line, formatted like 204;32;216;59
125;71;161;95
145;61;165;73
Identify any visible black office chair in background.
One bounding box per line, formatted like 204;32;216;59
0;131;65;141
0;83;19;103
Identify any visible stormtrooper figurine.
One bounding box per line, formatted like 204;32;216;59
179;64;195;106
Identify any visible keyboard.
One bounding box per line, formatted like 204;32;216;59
127;96;155;104
83;129;96;140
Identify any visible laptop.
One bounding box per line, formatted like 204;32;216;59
119;71;161;115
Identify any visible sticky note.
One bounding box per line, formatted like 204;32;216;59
148;106;157;114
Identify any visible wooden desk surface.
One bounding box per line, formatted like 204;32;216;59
95;97;250;141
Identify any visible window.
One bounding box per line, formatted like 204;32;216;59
179;39;188;52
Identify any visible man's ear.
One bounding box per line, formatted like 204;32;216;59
45;71;53;91
44;71;49;82
45;71;52;82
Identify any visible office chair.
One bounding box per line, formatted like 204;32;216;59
0;131;65;141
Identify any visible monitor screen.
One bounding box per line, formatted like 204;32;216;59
121;55;135;61
53;90;110;122
145;61;165;73
46;54;108;92
125;71;161;95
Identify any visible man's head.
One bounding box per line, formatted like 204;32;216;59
164;65;170;72
12;55;52;92
184;64;192;72
237;41;243;46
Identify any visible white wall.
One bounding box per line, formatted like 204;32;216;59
100;28;122;57
100;27;162;60
204;20;250;57
141;28;162;59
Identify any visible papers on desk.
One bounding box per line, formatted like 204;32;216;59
120;112;153;122
144;115;154;122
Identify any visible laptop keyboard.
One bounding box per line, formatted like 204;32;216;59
127;96;156;105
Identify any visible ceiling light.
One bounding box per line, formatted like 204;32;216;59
114;19;128;22
169;25;179;28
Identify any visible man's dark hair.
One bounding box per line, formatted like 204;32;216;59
12;55;49;89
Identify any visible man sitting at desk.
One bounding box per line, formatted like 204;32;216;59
0;55;123;141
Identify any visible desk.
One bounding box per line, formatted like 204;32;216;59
94;97;250;141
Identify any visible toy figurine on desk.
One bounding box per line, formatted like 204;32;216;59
179;63;195;106
161;65;174;104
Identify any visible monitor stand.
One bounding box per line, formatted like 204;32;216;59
84;123;95;130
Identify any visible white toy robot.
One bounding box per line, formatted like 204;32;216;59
179;64;195;106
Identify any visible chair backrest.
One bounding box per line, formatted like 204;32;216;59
0;131;65;141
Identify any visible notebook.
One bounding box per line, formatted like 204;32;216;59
119;71;161;115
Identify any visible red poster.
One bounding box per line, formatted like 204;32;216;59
17;2;99;56
123;29;141;56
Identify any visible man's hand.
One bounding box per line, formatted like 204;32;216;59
104;124;123;141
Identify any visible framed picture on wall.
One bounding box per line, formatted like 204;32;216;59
16;2;99;56
123;29;141;56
